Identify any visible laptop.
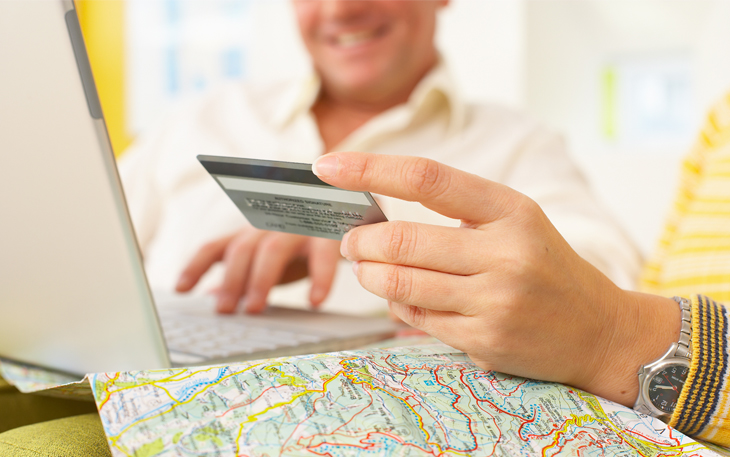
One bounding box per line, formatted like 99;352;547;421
0;0;398;377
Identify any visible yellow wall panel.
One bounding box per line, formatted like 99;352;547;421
76;0;132;156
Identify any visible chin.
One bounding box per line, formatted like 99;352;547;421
325;63;396;95
339;73;384;90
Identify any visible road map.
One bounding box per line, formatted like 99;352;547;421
0;357;91;399
91;344;721;457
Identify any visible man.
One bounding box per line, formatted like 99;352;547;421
120;0;638;315
4;101;730;455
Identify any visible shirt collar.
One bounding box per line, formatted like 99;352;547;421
270;60;467;136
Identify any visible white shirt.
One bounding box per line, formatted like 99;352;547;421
120;64;641;315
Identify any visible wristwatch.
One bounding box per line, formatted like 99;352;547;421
634;296;692;421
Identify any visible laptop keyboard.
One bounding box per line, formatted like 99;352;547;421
159;313;324;360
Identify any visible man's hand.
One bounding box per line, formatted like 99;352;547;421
312;152;680;407
175;228;341;313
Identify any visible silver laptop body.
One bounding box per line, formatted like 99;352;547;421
0;0;397;377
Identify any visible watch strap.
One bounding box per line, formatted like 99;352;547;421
673;296;692;359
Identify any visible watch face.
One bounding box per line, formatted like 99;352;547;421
648;364;689;414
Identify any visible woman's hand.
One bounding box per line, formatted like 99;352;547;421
313;151;679;406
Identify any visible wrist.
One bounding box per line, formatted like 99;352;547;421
583;291;681;406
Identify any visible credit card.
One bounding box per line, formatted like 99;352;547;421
198;155;388;240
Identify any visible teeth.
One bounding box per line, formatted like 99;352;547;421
335;30;377;47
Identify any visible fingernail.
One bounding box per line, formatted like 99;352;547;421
340;232;350;258
352;261;360;275
176;273;192;291
244;294;262;313
312;155;338;178
216;294;236;314
310;287;325;305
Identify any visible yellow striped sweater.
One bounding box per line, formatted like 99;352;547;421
641;92;730;445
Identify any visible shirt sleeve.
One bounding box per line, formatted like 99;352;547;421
501;127;642;289
670;295;730;448
117;134;164;255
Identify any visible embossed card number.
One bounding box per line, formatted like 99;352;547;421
198;155;388;241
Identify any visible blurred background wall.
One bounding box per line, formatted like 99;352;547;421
77;0;730;258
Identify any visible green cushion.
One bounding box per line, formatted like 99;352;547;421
0;414;110;457
0;385;97;433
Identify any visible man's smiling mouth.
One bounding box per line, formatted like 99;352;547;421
330;25;389;48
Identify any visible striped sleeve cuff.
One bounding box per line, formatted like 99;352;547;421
670;295;730;446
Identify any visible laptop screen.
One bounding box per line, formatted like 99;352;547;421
0;1;169;375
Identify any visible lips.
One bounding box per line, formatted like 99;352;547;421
328;25;389;49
